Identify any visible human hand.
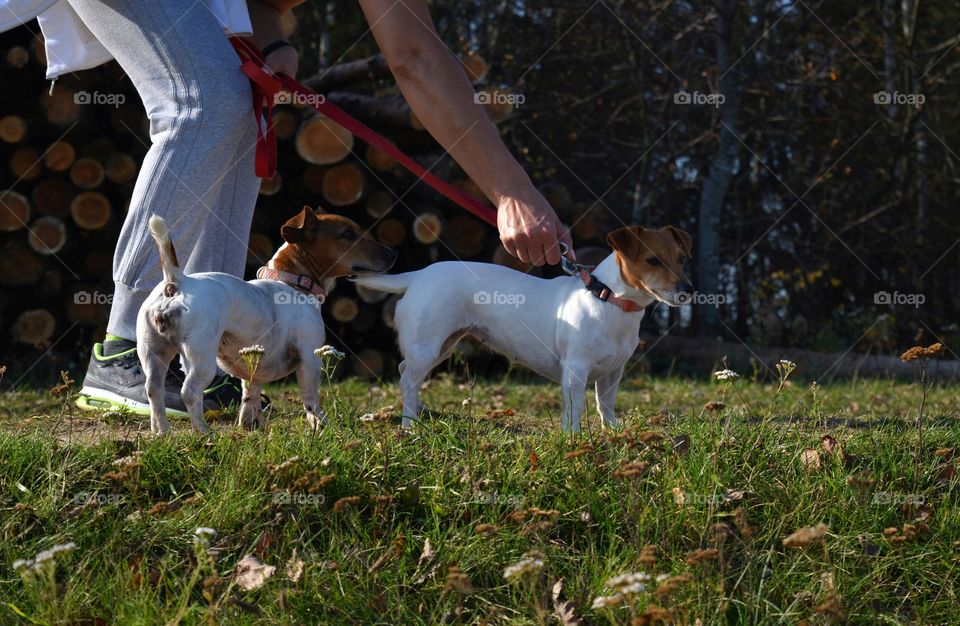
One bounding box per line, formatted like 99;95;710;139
264;44;299;78
497;189;574;266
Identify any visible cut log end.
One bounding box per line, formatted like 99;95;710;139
0;190;31;231
32;179;74;218
6;45;30;68
412;212;443;245
105;153;137;184
447;215;487;257
365;145;397;172
330;297;360;323
10;147;43;180
12;309;56;347
70;157;105;189
295;115;354;165
376;219;406;247
0;240;44;286
322;163;365;206
44;141;76;172
70;191;112;230
0;115;27;143
28;216;67;255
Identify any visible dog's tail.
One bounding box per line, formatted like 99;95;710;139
148;215;182;286
351;273;414;294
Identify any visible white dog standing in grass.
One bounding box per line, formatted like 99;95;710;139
354;225;694;431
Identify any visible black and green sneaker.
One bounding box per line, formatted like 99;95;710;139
76;337;242;417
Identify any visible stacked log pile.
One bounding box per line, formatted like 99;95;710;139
0;27;595;382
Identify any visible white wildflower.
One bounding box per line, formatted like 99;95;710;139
12;559;33;573
713;369;740;381
314;345;345;361
591;593;624;609
238;345;266;357
503;556;544;581
606;572;651;590
194;527;217;547
359;413;375;423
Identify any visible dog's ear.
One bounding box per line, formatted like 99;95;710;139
281;207;318;244
665;226;692;258
607;226;645;261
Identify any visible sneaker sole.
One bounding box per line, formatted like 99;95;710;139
76;386;222;419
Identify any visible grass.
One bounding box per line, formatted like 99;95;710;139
1;369;959;625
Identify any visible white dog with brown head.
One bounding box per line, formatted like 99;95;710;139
353;225;693;431
136;207;396;434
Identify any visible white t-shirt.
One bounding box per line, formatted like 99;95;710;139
1;0;253;79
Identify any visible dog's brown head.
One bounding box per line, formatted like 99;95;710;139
606;225;694;306
277;206;397;278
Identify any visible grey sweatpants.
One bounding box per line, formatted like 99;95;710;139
65;0;261;341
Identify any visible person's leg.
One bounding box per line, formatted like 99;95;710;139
69;0;260;413
64;0;259;341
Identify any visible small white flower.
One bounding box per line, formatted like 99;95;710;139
49;542;76;556
238;345;266;357
778;359;796;369
359;413;375;423
655;573;671;583
462;398;472;407
606;572;651;589
12;559;33;573
713;369;740;381
502;556;544;580
194;527;217;547
314;345;345;361
591;593;624;609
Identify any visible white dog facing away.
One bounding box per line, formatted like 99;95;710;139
135;207;396;435
354;225;694;431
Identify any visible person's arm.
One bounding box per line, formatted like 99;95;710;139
357;0;572;266
247;0;300;77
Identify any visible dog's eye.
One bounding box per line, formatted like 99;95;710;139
341;230;358;241
646;256;663;267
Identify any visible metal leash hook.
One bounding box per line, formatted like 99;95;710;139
558;242;581;275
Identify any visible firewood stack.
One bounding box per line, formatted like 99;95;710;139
1;27;584;382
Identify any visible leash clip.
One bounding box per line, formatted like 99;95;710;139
559;242;580;275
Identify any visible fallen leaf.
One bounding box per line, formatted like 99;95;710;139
551;579;585;626
671;434;691;455
529;449;540;472
783;523;828;548
800;448;821;471
723;488;745;502
234;554;276;591
285;549;304;582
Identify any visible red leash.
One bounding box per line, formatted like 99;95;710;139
230;37;499;228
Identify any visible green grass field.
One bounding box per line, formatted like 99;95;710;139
1;369;958;625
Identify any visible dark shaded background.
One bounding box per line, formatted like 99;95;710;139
1;1;958;384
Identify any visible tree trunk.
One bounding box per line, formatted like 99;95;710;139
696;1;742;337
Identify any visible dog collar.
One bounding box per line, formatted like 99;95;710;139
257;266;326;301
578;268;643;313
